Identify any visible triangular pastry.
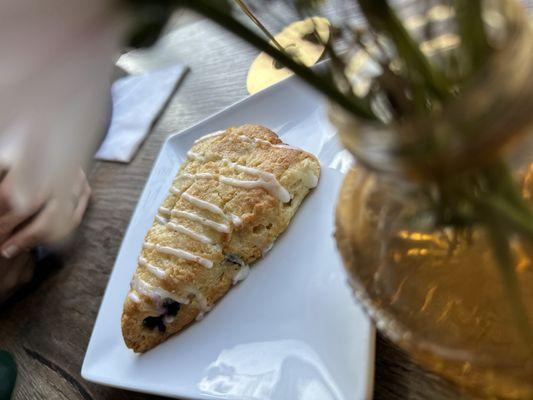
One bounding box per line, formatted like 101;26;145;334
121;124;320;352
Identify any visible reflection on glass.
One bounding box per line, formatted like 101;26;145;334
198;340;342;400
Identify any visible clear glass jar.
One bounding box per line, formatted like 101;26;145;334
332;1;533;397
335;152;533;398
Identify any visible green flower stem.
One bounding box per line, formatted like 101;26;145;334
479;195;533;240
487;224;533;345
485;161;530;211
178;0;377;120
454;0;489;73
233;0;286;54
357;0;451;102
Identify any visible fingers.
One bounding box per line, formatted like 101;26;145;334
0;254;34;304
0;200;59;258
0;202;42;242
0;172;33;215
72;169;88;197
2;259;22;295
1;174;91;258
0;184;13;217
0;171;47;239
48;169;91;242
72;177;91;229
0;168;91;259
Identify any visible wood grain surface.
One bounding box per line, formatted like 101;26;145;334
0;2;531;399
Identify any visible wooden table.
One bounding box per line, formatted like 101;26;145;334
1;6;530;399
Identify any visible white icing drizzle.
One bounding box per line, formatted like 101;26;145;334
130;275;190;305
155;215;169;225
128;292;141;303
228;213;242;227
237;135;301;151
262;242;274;256
232;263;250;285
155;206;171;224
134;130;319;319
237;134;319;163
187;150;206;161
144;243;213;268
180;190;240;229
137;259;211;317
193;130;297;153
180;170;289;203
167;190;238;234
164;315;176;324
193;130;226;144
237;135;280;147
184;151;291;203
237;134;257;145
166;221;214;244
226;254;250;285
172;210;230;233
184;287;212;321
237;135;260;144
219;175;290;203
224;159;290;202
303;170;319;188
170;186;182;195
139;257;167;279
181;172;215;180
158;207;171;215
181;192;225;217
227;161;274;182
195;312;206;322
187;287;211;312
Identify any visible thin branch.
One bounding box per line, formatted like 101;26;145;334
486;225;533;345
180;0;377;120
233;0;286;53
454;0;489;74
357;0;451;101
478;195;533;239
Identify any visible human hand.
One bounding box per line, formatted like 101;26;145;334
0;0;122;215
0;252;34;305
0;169;91;259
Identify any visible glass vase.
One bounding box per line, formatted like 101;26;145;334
335;152;533;399
332;1;533;398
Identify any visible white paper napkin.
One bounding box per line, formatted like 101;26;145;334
95;64;188;163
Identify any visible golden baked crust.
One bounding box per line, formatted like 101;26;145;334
121;124;320;352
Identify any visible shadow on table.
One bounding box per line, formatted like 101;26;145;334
0;247;63;313
373;334;471;400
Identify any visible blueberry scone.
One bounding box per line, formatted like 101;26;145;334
121;124;320;352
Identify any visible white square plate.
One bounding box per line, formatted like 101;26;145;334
82;76;375;400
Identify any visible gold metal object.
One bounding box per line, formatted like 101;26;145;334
246;17;330;94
